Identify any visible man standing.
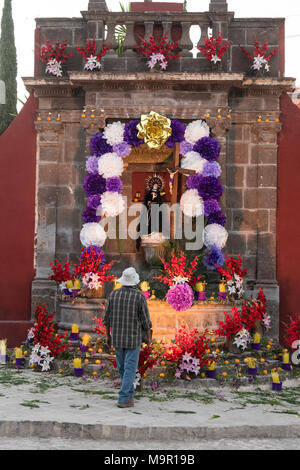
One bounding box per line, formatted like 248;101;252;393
103;267;152;408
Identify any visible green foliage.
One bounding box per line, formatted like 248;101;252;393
115;1;131;56
0;0;17;135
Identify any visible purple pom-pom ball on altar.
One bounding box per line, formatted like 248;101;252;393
193;137;221;161
87;194;102;210
204;199;221;217
203;245;225;270
83;173;106;196
165;120;186;148
202;161;222;178
82;207;101;223
106;177;123;194
208;210;226;227
86;156;99;174
90;133;113;157
166;283;194;312
197;175;223;201
180;140;193;156
186;174;202;191
124;120;144;147
113;142;132;158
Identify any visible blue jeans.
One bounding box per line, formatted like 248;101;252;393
115;345;141;403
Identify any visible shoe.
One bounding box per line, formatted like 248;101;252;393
117;398;134;408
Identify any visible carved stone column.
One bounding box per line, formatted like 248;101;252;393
31;118;64;318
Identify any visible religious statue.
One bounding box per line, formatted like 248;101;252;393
136;174;166;251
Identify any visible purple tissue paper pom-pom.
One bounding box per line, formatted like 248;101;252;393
83;174;106;196
180;140;193;156
87;194;102;210
203;245;225;271
86;156;99;174
106;176;123;194
208;210;227;227
90;133;113;157
165;120;186;149
197;175;223;201
166;283;194;312
124;120;144;147
204;199;221;217
113;142;132;158
193;136;220;161
186;174;202;190
82;207;101;223
202;161;222;178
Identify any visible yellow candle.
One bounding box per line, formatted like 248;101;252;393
66;280;73;289
0;339;7;356
195;281;207;292
73;358;82;369
15;348;23;359
248;358;255;369
282;352;289;364
82;334;91;346
271;372;280;383
219;280;227;293
74;280;81;289
72;324;79;334
208;361;215;371
113;279;122;290
253;332;261;344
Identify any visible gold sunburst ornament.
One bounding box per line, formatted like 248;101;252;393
137;111;172;149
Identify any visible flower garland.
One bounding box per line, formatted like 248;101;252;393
240;41;278;74
77;39;110;71
81;114;227;268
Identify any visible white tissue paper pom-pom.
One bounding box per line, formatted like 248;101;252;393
80;223;107;247
184;120;210;145
203;223;228;249
103;121;125;146
101;191;125;217
181;151;206;174
98;153;124;179
180;189;204;218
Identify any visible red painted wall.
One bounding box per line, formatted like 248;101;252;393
131;2;183;12
277;93;300;344
0;95;37;347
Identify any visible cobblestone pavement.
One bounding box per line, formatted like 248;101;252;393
0;437;299;450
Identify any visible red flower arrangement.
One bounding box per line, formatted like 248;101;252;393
215;289;267;338
92;313;106;338
154;251;199;287
77;39;110;71
49;259;74;284
240;41;278;73
198;33;230;65
33;304;69;357
138;345;159;377
217;254;246;281
136;34;182;70
163;324;211;369
283;314;300;350
39;40;73;77
74;247;114;281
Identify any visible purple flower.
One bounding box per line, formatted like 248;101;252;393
90;133;112;157
194;137;220;161
83;174;106;196
208;211;226;227
124;120;144;147
165;120;186;149
87;194;102;210
186;174;202;191
86;156;99;174
180;140;193;156
197;175;223;201
113;141;132;158
204;199;221;217
203;161;222;178
82;207;101;223
203;245;225;271
166;283;194;312
106;177;123;194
